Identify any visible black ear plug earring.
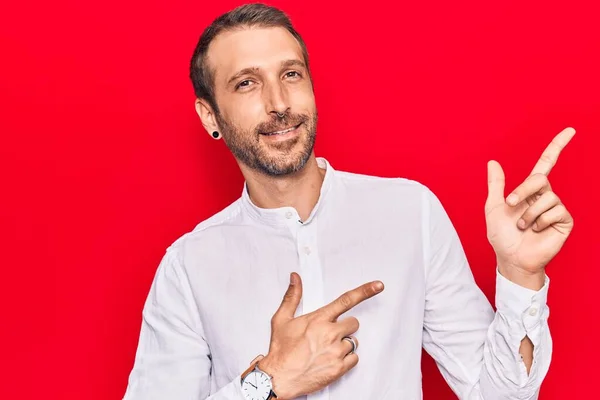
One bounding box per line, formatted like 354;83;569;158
212;131;220;139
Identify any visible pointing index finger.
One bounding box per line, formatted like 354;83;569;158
530;127;576;176
320;281;384;321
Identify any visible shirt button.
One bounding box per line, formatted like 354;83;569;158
528;307;538;316
303;246;311;255
285;211;293;219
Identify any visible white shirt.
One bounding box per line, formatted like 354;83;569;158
123;157;551;400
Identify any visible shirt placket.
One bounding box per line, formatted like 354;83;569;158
286;211;329;400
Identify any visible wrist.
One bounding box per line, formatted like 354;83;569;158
258;355;292;400
498;264;546;291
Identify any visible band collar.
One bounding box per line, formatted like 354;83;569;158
241;157;334;227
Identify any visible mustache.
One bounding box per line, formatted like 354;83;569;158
256;112;308;134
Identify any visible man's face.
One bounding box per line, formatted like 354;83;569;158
206;26;318;176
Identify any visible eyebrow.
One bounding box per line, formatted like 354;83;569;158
280;59;306;70
226;59;307;87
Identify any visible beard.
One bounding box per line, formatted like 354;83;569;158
214;109;318;177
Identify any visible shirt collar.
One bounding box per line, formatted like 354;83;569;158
240;157;335;227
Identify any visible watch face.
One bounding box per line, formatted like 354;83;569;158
241;370;272;400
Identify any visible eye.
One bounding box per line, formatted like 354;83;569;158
284;71;301;79
236;79;254;90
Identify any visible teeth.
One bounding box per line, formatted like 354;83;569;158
267;125;297;135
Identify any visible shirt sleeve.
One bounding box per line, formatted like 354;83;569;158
420;186;552;400
122;245;246;400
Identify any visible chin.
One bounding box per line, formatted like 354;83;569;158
258;150;312;176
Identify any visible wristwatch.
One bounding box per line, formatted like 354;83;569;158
240;355;278;400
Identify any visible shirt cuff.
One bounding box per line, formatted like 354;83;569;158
225;373;247;400
495;268;550;335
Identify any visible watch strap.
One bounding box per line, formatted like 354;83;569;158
240;354;264;383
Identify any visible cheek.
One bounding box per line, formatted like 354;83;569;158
290;86;316;113
222;96;265;128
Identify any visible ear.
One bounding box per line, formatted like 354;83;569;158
195;98;219;137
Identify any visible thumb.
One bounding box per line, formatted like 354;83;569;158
272;272;303;325
486;160;505;210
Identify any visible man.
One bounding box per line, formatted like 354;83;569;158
123;3;575;399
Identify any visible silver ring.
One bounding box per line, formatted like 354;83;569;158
276;112;285;118
342;336;357;355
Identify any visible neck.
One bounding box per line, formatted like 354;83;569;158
241;154;325;221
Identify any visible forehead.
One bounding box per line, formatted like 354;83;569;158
206;26;305;84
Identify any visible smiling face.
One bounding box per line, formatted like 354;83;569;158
197;26;318;176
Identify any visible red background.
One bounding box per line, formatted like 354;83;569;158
1;0;599;398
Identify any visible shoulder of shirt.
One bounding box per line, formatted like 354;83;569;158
331;168;445;214
334;167;434;194
164;197;244;253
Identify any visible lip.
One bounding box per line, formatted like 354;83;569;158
260;123;302;136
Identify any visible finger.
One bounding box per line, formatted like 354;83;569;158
344;335;359;353
335;317;360;338
532;204;572;232
517;191;561;229
337;335;359;358
486;160;505;209
341;353;359;374
272;272;303;325
505;173;551;207
530;127;576;176
320;281;384;322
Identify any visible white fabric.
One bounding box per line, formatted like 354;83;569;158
123;157;551;400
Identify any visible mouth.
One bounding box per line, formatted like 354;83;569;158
260;123;302;136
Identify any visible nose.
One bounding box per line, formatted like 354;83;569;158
263;80;290;118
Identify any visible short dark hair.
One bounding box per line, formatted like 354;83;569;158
189;3;311;113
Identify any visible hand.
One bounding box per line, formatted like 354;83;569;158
259;272;384;400
485;127;575;289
